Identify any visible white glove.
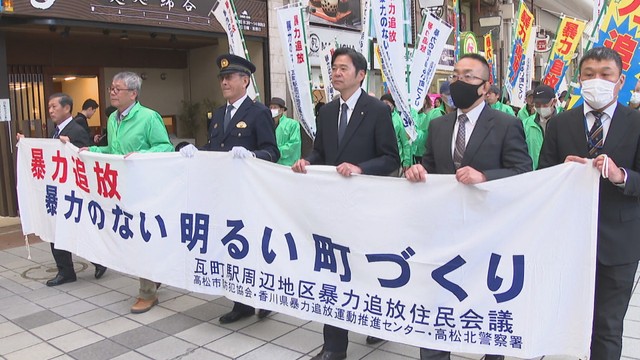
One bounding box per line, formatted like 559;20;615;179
179;144;198;158
231;146;255;159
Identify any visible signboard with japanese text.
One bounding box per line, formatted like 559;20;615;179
409;13;452;111
17;138;599;358
307;26;361;67
319;43;337;103
483;33;497;84
590;0;640;106
277;5;316;139
371;0;416;140
211;0;259;100
542;17;586;93
4;0;267;37
505;2;534;96
460;31;477;54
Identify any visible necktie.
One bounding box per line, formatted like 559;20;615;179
53;126;60;139
338;103;348;146
453;114;468;169
588;111;604;158
224;104;234;132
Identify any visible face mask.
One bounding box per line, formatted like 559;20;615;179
630;92;640;105
536;106;554;118
270;109;280;118
581;78;619;110
449;81;485;109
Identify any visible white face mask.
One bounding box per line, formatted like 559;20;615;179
270;109;280;118
581;78;619;110
630;91;640;105
536;106;555;119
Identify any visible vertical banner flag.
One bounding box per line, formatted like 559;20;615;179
211;0;259;100
371;0;417;140
590;0;640;106
512;26;536;108
505;1;534;97
319;43;337;103
277;5;317;139
453;0;460;60
484;33;497;84
410;13;453;111
542;18;586;92
359;0;372;92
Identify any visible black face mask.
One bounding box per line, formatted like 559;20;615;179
449;80;485;110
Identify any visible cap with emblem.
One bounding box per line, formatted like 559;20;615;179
216;54;256;76
269;97;287;111
533;84;556;103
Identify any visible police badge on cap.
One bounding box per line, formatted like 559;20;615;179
216;54;256;76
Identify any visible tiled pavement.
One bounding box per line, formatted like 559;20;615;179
0;226;639;359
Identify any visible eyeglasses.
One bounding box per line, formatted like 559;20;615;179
448;74;488;83
108;87;133;94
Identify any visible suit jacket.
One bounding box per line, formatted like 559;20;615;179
306;91;399;175
202;97;280;162
51;119;92;148
539;103;640;266
423;104;532;180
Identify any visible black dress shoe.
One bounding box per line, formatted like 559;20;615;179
219;310;253;324
257;309;271;319
310;350;347;360
366;335;383;344
46;274;76;287
483;356;504;360
94;265;107;279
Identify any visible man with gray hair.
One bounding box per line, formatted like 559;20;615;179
485;84;515;116
87;71;174;313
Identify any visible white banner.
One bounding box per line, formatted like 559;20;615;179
277;5;317;139
17;139;598;358
319;43;337;103
371;0;416;140
359;0;372;92
210;0;259;100
409;13;452;112
512;26;536;108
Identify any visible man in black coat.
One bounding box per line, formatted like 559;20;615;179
539;47;640;360
73;98;98;138
18;93;107;286
292;47;399;360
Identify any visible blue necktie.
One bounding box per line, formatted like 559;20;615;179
224;105;234;132
338;103;348;146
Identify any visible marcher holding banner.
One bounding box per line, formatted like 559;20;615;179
539;47;640;360
405;54;532;360
292;47;399;360
88;72;174;314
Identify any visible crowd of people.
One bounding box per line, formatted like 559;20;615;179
17;45;640;360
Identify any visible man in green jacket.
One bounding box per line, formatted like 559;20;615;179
521;84;560;169
88;71;174;314
413;82;456;164
517;89;536;121
269;97;301;166
380;94;412;172
486;84;515;116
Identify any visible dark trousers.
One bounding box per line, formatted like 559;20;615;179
322;324;349;352
232;301;254;314
419;349;503;360
51;242;104;278
591;261;638;360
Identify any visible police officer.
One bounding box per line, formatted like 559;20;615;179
180;54;279;323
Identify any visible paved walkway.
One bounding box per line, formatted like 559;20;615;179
0;218;639;360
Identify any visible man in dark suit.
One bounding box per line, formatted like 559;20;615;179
292;47;399;360
188;54;279;323
405;53;532;360
18;93;107;286
539;47;640;360
73;98;98;138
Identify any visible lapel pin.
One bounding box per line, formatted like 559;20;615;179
213;123;218;129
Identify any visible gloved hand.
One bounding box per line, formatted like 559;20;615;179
179;144;198;158
231;146;255;159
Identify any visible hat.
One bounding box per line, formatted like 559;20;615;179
525;89;534;97
439;81;450;95
270;97;287;110
380;93;395;107
216;54;256;76
488;85;501;95
533;84;556;103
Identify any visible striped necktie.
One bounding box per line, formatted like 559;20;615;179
588;111;604;158
53;126;60;139
453;114;468;169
